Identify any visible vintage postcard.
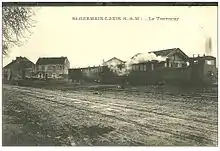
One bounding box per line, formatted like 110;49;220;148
1;2;218;147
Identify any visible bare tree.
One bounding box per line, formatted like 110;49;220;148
2;6;36;56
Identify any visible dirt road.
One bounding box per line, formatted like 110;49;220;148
2;84;218;146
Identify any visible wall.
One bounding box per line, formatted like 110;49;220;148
103;58;124;66
3;62;35;80
36;58;69;79
167;54;187;68
69;66;103;82
36;64;63;78
99;66;118;84
128;71;157;85
68;69;82;81
159;68;191;85
23;67;35;78
63;58;70;74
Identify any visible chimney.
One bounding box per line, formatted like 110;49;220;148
205;37;212;56
16;56;23;60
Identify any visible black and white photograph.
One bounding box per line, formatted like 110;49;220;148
1;1;218;147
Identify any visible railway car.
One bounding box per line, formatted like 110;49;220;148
126;55;217;86
68;55;217;87
189;55;217;86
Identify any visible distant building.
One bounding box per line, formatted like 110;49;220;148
130;48;189;71
103;57;125;67
35;57;70;79
149;48;189;68
3;56;35;80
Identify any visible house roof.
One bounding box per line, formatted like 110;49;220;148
131;48;189;60
4;60;16;69
4;57;35;69
149;48;188;58
150;48;175;57
104;57;125;64
36;57;67;65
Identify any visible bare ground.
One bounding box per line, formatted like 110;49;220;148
2;84;218;146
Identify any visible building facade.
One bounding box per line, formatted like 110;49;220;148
149;48;189;68
103;57;125;67
35;57;70;79
3;56;35;80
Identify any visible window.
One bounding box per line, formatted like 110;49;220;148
177;63;182;68
144;64;147;71
206;60;214;65
193;60;199;64
135;65;139;71
48;66;53;70
52;66;56;72
164;63;167;67
56;65;60;69
36;66;40;71
42;66;45;71
132;65;135;71
186;62;190;66
140;64;144;71
169;62;172;68
117;64;123;70
151;64;154;70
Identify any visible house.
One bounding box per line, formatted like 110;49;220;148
3;56;35;80
103;57;125;67
103;57;126;72
35;57;70;79
149;48;189;68
129;48;189;72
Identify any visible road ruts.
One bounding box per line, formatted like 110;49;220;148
3;85;218;146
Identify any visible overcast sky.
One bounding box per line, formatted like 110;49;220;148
3;6;217;68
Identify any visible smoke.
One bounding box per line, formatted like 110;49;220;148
205;37;212;56
130;52;167;64
107;52;167;76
